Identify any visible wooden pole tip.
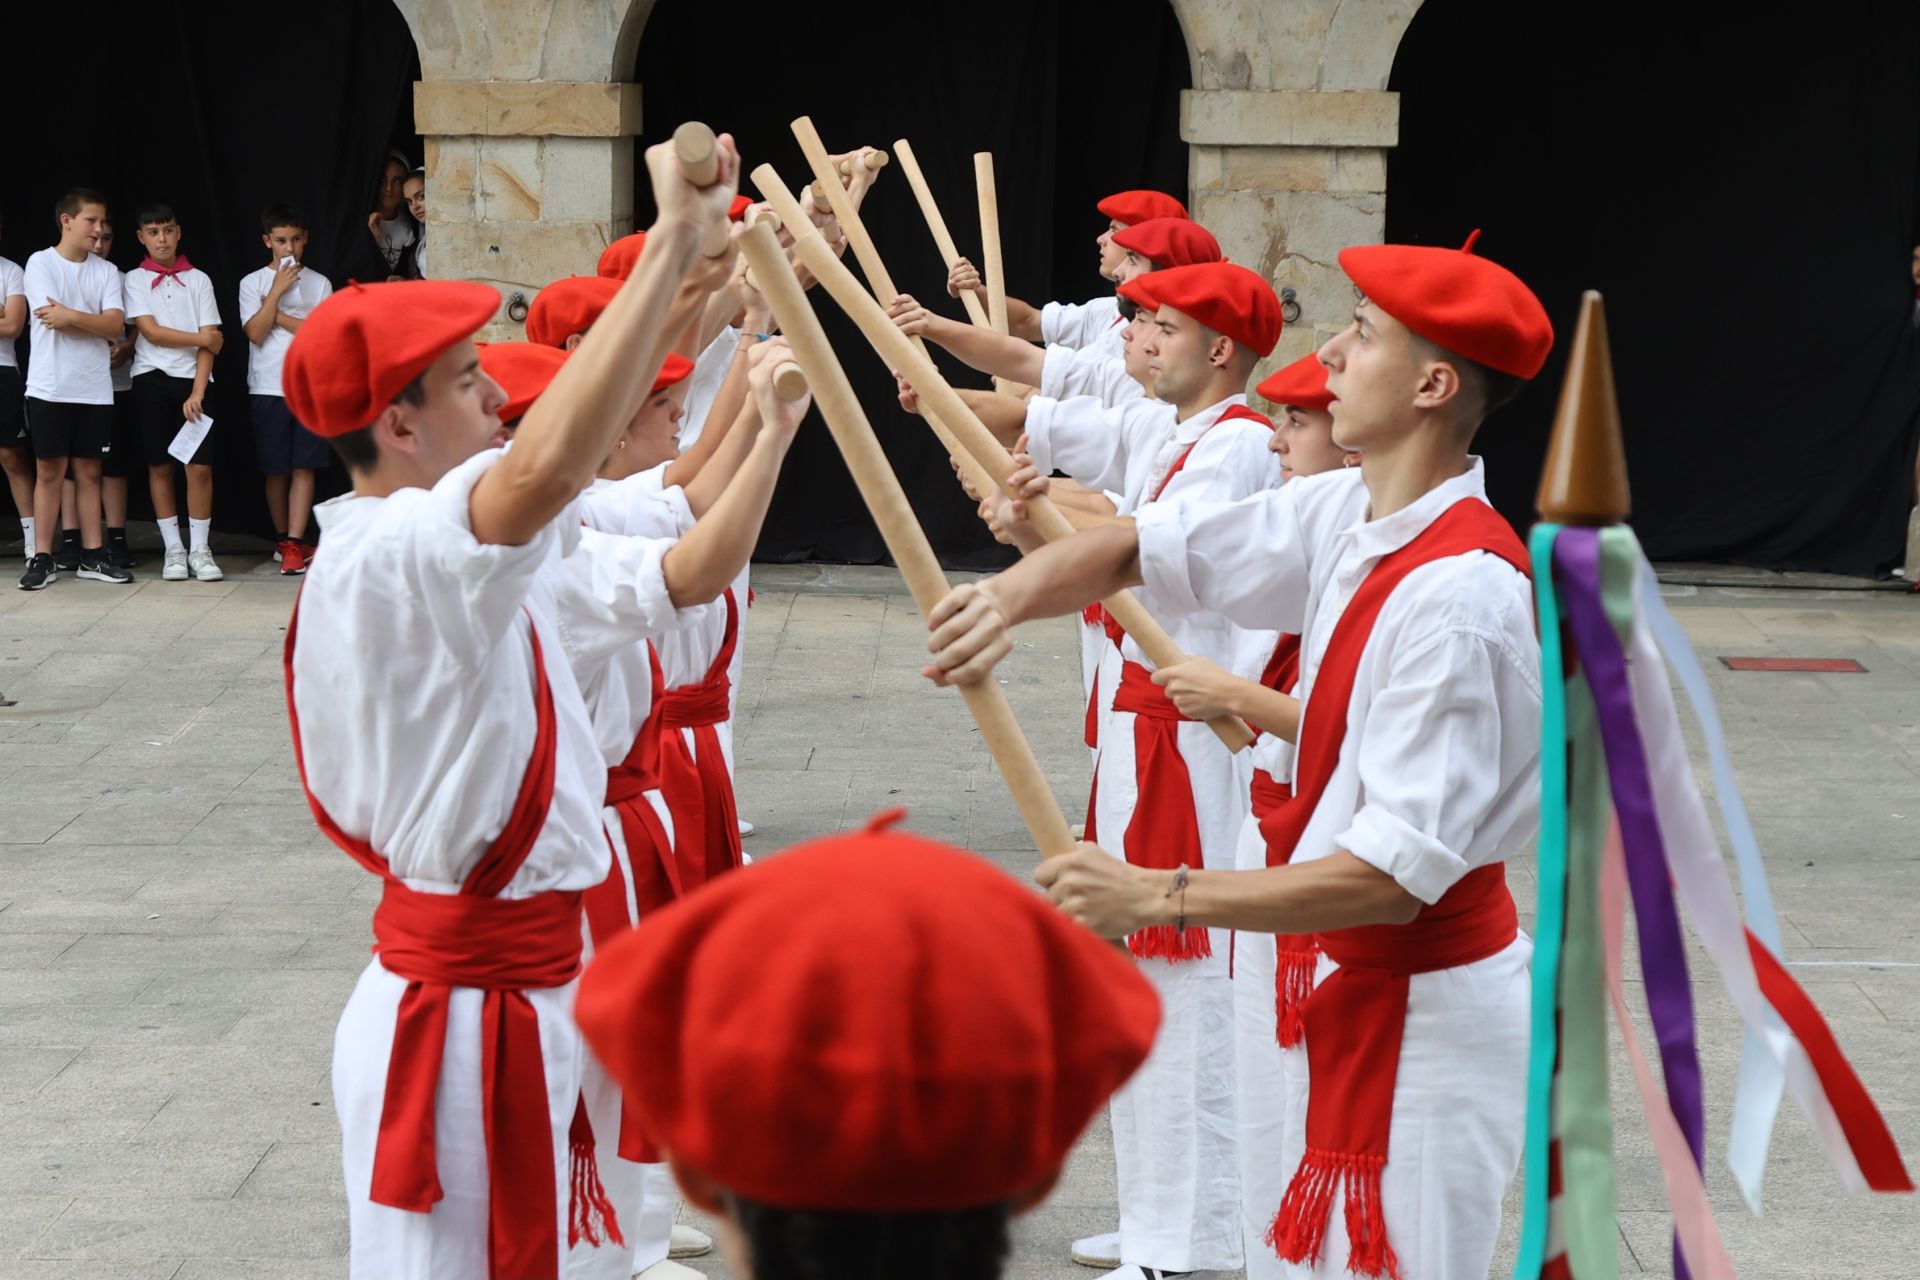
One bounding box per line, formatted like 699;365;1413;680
771;361;809;401
863;148;889;171
672;122;719;187
1536;290;1631;526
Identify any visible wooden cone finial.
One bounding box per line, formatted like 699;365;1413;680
1536;290;1630;525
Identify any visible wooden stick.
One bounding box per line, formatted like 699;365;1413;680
974;153;1010;336
739;223;1077;855
673;122;719;185
771;361;809;401
894;139;991;329
785;228;1255;753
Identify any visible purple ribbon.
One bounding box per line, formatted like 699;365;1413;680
1555;528;1706;1280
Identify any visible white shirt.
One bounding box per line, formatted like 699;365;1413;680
1039;294;1121;349
1136;460;1543;904
374;214;416;272
413;228;428;280
677;325;739;452
125;266;222;380
240;264;333;396
1038;335;1142;406
293;450;669;894
0;257;23;371
23;248;125;404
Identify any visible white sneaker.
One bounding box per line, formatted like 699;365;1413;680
668;1223;713;1259
1094;1268;1197;1280
1073;1232;1122;1267
188;547;224;582
161;547;189;581
737;818;755;837
635;1261;705;1279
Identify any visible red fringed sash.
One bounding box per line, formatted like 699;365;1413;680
1256;500;1527;1278
1111;661;1212;961
660;589;743;892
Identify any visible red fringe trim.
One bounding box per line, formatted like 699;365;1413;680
1128;923;1213;962
1266;1147;1399;1280
1275;944;1317;1049
567;1096;625;1250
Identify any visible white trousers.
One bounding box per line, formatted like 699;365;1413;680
335;962;582;1280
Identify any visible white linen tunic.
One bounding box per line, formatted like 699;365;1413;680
1136;459;1539;1280
295;450;693;1280
1040;293;1120;349
1026;391;1279;1274
1038;332;1141;406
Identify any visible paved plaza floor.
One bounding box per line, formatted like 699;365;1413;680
0;551;1916;1278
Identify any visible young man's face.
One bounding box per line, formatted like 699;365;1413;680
1270;405;1348;478
1318;298;1426;452
1096;219;1128;280
625;391;684;469
404;177;426;223
62;202;108;252
264;226;308;263
395;338;507;478
90;223;113;258
1112;250;1152;287
1120;311;1158;395
1141;304;1221;407
137;220;182;264
377;161;406;215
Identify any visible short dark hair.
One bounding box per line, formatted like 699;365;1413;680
1410;332;1527;423
329;372;430;473
729;1196;1012;1280
135;201;178;228
55;188;107;225
262;203;307;235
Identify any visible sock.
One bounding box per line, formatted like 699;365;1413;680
158;519;183;552
20;517;33;549
189;518;211;554
60;528;79;547
107;525;127;544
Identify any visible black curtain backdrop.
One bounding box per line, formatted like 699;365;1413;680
1;0;419;538
635;0;1191;569
1388;0;1920;576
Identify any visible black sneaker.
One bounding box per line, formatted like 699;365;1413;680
54;534;81;572
107;531;136;569
76;549;132;584
18;553;56;590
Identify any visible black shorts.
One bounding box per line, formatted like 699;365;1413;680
25;397;113;460
103;387;141;478
132;371;212;467
252;394;329;475
0;367;23;448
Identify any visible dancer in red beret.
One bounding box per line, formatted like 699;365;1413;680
573;810;1163;1280
924;232;1553;1280
278;134;786;1280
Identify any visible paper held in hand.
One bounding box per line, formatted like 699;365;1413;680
168;414;213;464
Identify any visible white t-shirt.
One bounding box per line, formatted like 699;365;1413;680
23;248;125;405
413;228;428;280
374;214;415;273
125;266;222;381
239;264;333;397
1039;294;1121;350
0;257;23;371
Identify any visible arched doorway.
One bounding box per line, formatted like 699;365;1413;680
1387;0;1920;574
628;0;1191;568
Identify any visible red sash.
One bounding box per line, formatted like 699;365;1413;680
1149;402;1273;502
1247;632;1316;1048
660;588;743;892
1259;498;1527;1280
284;599;620;1278
588;644;675;1164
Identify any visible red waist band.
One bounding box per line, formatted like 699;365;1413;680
659;674;730;730
1315;863;1517;974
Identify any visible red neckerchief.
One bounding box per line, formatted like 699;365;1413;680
139;255;194;289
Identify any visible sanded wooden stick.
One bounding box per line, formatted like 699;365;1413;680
973;153;1010;336
785;228;1255;753
771;361;808;400
739;223;1076;855
669;122;731;257
894;139;991;329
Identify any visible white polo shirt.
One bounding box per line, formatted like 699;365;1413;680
1039;294;1121;350
125;265;222;380
23;247;125;405
0;257;23;371
239;264;333;397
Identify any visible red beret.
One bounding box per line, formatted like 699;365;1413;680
728;195;752;222
652;352;695;394
1112;217;1221;269
1256;352;1334;413
574;813;1161;1212
1337;231;1554;379
1119;262;1283;358
1096;189;1189;226
477;342;568;422
283;281;499;438
527;276;622;348
597;232;646;281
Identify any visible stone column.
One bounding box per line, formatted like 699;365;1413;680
392;0;654;337
1170;0;1423;369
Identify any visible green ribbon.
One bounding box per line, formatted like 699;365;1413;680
1515;522;1568;1278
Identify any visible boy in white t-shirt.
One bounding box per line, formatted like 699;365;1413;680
240;203;333;574
126;201;225;582
0;207;32;557
19;188;130;590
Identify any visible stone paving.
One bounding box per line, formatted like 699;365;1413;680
0;551;1917;1278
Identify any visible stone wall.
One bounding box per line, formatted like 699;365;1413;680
396;0;1422;353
